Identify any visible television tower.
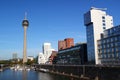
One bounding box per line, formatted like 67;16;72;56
22;13;29;64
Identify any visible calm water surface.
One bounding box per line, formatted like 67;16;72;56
0;69;74;80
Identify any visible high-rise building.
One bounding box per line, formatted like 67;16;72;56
58;38;74;50
12;53;17;60
43;43;51;55
22;13;29;63
43;43;55;63
84;7;113;64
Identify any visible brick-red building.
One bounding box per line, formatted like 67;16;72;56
58;40;66;50
65;38;74;49
58;38;74;50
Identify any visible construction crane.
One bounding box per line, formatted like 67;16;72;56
91;7;107;11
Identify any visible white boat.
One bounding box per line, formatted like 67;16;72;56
10;67;15;70
0;69;3;71
26;68;30;71
39;68;49;73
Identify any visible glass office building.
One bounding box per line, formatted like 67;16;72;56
98;25;120;65
57;43;87;65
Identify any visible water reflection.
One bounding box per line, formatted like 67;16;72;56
38;72;54;80
38;72;76;80
0;69;77;80
22;71;27;80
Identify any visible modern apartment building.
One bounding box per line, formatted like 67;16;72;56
58;38;74;50
84;7;113;64
98;25;120;65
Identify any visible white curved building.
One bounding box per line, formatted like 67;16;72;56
38;53;45;64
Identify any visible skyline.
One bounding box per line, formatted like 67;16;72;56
0;0;120;60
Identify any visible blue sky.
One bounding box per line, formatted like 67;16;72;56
0;0;120;60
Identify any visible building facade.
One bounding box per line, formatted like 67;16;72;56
57;43;87;65
42;43;55;63
38;53;45;64
43;43;51;55
65;38;74;48
48;51;57;64
58;38;74;50
98;25;120;65
84;7;113;64
58;40;66;50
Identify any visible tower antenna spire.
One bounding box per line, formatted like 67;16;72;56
24;12;27;20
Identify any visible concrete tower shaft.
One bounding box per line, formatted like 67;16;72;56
22;13;29;64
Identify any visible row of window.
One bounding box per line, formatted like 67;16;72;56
101;60;120;64
98;53;119;59
98;43;120;49
108;25;120;34
98;36;119;45
98;47;120;53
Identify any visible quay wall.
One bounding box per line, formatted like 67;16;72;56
34;64;120;80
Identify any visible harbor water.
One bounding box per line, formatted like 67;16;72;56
0;69;75;80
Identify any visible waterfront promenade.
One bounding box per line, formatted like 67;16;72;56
33;64;120;80
1;64;120;80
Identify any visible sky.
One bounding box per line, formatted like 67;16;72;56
0;0;120;60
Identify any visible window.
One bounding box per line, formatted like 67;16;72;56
116;48;118;52
107;49;110;53
103;23;106;26
102;20;105;22
116;53;118;58
107;39;110;43
102;16;105;19
108;54;110;58
112;48;114;52
104;49;106;53
103;27;106;29
112;54;114;58
115;37;118;41
111;38;113;42
111;43;114;47
103;45;106;48
107;44;109;48
104;54;106;58
115;43;118;47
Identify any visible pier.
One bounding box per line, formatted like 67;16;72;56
0;64;9;71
